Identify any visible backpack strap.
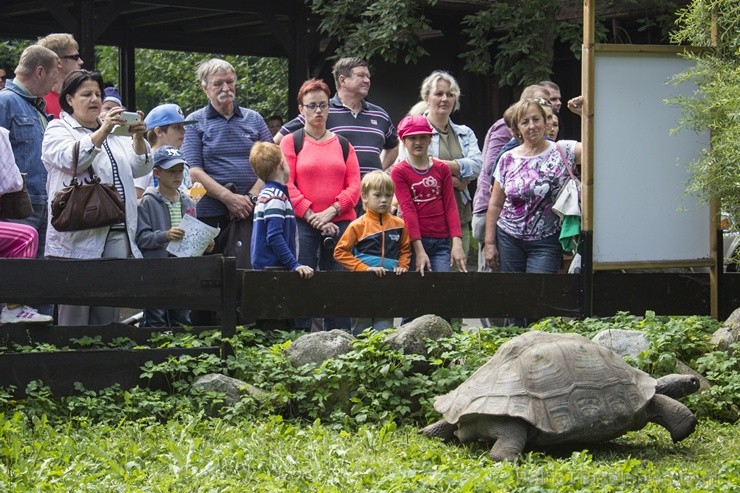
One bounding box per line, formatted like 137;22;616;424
336;134;350;163
292;127;349;163
292;128;305;156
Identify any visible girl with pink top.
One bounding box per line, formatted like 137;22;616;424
391;115;467;275
279;78;361;331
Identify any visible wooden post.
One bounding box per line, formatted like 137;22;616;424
581;0;596;316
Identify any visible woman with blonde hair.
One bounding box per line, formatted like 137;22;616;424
399;70;482;263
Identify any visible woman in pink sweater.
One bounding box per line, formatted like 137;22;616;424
279;78;360;330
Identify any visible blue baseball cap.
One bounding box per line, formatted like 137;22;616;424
145;103;194;131
103;86;122;106
153;146;188;170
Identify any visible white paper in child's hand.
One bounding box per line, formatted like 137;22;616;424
166;214;220;257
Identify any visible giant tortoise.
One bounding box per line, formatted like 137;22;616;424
420;331;700;461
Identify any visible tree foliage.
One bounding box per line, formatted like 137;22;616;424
0;39;288;119
95;47;288;117
669;0;740;224
308;0;438;64
307;0;681;88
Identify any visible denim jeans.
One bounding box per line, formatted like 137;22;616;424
410;237;452;273
404;237;452;325
296;219;351;331
496;227;562;274
496;227;561;327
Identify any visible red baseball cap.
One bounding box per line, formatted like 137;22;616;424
397;114;433;139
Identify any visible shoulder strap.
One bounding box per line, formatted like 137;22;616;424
293;128;350;163
292;128;305;156
337;134;349;162
555;142;576;180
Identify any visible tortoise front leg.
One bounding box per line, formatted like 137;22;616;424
489;417;529;462
648;393;697;442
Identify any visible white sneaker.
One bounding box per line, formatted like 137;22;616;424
1;305;53;324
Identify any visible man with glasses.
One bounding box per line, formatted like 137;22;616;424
38;33;84;119
275;57;398;180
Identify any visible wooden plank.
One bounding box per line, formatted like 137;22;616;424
240;271;582;319
1;347;220;398
0;323;219;347
0;256;224;309
592;272;710;316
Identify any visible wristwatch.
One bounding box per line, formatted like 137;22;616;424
247;192;258;204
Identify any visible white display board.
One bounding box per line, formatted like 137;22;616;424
593;48;710;265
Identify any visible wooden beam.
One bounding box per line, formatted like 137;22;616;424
240;271;582;320
0;257;225;310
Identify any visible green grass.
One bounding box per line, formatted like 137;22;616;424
2;313;739;491
1;413;738;492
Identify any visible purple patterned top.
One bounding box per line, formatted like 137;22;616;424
493;140;576;240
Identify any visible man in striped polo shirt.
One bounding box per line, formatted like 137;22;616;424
275;57;399;176
182;58;273;257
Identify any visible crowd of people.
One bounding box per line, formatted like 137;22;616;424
0;33;583;329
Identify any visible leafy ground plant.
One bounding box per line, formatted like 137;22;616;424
0;412;738;492
1;313;738;490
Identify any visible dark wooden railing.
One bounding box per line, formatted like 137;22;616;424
1;255;736;397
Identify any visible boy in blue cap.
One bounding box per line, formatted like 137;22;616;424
136;145;211;327
135;103;196;198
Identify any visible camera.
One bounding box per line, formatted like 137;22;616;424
321;235;337;249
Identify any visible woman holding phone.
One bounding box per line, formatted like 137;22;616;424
41;69;152;326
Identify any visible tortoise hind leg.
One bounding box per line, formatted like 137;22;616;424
488;418;529;462
648;394;697;442
420;419;457;441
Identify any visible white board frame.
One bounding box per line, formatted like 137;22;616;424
591;45;711;268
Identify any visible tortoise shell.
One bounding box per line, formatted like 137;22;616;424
434;331;657;441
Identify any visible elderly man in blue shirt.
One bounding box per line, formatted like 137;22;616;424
181;58;272;258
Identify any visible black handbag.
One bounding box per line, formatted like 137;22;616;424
0;173;33;219
214;183;253;269
50;141;126;232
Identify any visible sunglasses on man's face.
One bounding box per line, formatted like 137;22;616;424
62;53;81;61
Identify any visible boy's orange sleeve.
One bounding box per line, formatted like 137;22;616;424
333;221;368;272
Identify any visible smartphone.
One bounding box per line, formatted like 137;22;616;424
111;111;142;135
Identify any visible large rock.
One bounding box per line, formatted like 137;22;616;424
592;329;650;360
385;314;453;357
711;307;740;352
675;360;711;393
192;373;269;414
286;329;355;367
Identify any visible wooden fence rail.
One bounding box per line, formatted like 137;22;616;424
1;256;737;397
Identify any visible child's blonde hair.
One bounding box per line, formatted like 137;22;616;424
361;170;395;196
249;142;284;181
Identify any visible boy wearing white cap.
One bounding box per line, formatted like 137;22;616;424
135;104;196;198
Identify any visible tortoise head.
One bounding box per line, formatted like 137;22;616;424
655;374;700;399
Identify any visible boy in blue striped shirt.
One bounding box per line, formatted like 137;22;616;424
249;142;313;277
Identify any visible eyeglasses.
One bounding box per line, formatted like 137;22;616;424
302;102;328;112
62;53;81;61
534;97;552;107
350;72;371;80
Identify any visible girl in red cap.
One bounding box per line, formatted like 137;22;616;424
390;114;467;276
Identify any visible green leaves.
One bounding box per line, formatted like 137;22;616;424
669;0;740;223
309;0;437;64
